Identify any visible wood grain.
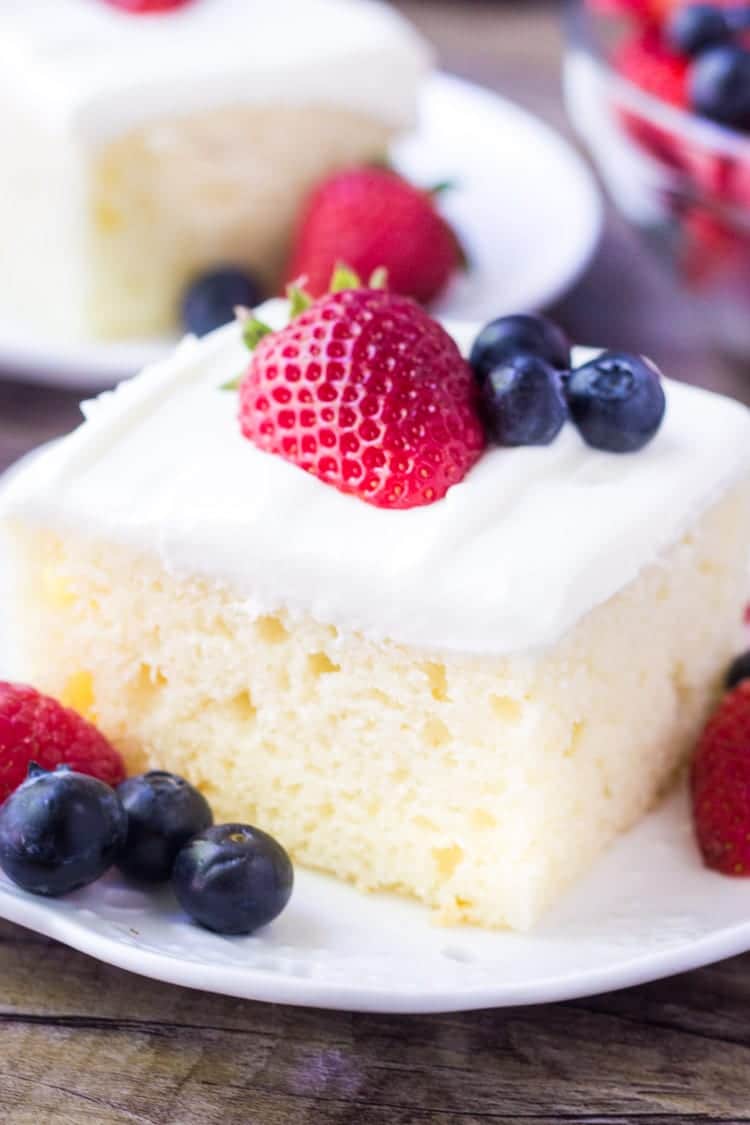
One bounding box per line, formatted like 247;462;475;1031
2;3;750;1122
3;917;750;1124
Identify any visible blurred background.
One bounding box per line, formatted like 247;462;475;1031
1;0;748;475
391;0;748;398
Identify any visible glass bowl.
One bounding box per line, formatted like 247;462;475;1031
564;0;750;358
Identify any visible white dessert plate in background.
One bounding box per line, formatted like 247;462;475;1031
0;72;602;390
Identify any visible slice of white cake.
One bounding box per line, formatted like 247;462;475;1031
0;0;428;341
2;303;750;930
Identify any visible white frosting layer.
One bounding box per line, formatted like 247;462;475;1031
4;301;750;656
0;0;429;143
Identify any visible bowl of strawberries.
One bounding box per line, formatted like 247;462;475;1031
566;0;750;357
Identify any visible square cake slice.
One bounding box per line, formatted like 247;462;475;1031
2;302;750;930
0;0;428;341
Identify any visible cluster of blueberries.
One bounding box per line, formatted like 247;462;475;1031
669;4;750;130
0;766;293;935
468;314;666;453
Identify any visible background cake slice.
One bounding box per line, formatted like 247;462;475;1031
2;304;749;930
0;0;428;341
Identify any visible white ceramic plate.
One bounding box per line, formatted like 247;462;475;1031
2;782;750;1013
0;72;602;390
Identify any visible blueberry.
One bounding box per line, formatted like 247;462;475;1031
116;771;213;884
469;314;571;382
726;651;750;691
566;352;666;453
480;354;568;447
667;5;731;57
0;765;126;897
181;268;265;336
172;824;293;935
690;44;750;130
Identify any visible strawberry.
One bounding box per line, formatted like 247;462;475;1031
237;273;484;509
616;31;690;107
0;682;125;805
286;168;464;306
691;681;750;874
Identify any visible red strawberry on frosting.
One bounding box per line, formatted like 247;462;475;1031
236;269;484;510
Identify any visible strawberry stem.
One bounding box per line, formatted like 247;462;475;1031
330;263;362;292
430;179;458;196
286;281;313;317
368;267;389;290
220;374;243;391
242;317;273;351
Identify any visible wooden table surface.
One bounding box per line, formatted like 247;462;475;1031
3;3;750;1122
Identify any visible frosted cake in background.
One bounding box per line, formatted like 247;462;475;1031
2;288;749;931
0;0;428;341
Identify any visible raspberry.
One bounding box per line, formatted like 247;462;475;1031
616;31;690;107
238;287;485;509
286;168;464;306
691;681;750;874
0;682;125;804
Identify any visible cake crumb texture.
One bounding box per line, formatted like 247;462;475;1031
5;480;750;929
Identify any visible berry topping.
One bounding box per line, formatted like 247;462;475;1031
116;771;214;884
102;0;191;11
286;167;464;305
566;352;666;453
237;277;484;509
0;765;127;897
480;354;569;447
667;4;733;56
689;44;750;129
616;32;690;107
726;650;750;691
588;0;673;18
172;823;294;934
469;314;571;383
182;268;265;337
691;681;750;875
0;682;125;805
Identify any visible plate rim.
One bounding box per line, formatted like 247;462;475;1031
2;861;750;1015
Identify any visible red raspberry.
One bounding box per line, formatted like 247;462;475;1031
691;681;750;875
238;288;485;510
286;168;464;306
616;32;689;107
101;0;190;12
0;682;125;804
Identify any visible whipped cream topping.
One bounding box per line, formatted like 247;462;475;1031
0;0;429;143
3;300;750;656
